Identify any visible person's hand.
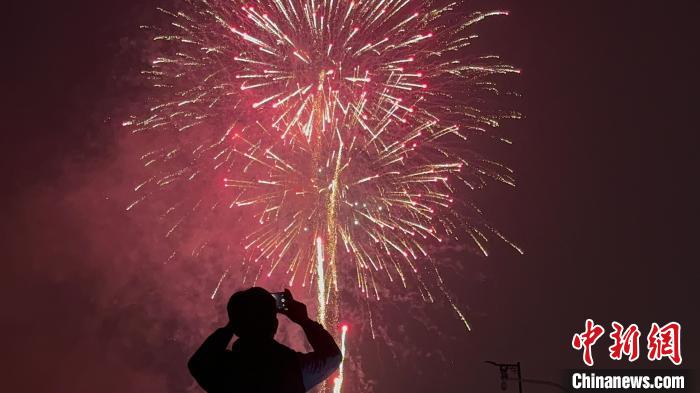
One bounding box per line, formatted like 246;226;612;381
279;288;309;324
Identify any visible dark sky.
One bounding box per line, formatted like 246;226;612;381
2;1;698;392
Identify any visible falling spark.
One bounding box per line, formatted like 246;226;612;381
316;236;327;325
211;267;230;299
333;324;349;393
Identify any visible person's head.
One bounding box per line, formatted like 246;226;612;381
226;287;278;339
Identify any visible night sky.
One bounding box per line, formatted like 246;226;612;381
3;1;698;392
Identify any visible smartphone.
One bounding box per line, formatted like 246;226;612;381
271;292;288;311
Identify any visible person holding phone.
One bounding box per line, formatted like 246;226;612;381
188;287;342;393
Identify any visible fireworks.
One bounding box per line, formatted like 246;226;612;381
126;0;520;389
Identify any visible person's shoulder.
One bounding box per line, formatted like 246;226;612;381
272;340;297;354
273;341;305;363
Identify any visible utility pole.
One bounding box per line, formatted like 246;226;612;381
485;361;523;392
485;361;570;392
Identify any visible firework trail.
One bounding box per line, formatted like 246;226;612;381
125;0;520;390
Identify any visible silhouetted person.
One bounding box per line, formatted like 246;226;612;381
188;287;342;393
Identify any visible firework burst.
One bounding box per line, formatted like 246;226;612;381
125;0;520;389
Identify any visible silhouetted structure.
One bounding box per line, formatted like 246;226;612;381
485;361;571;392
188;288;342;392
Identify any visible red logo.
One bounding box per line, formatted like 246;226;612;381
572;319;605;366
647;322;682;365
572;320;682;366
608;322;641;362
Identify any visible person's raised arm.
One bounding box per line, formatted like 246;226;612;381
187;325;234;392
280;289;342;391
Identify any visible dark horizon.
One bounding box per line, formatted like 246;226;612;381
3;1;698;392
